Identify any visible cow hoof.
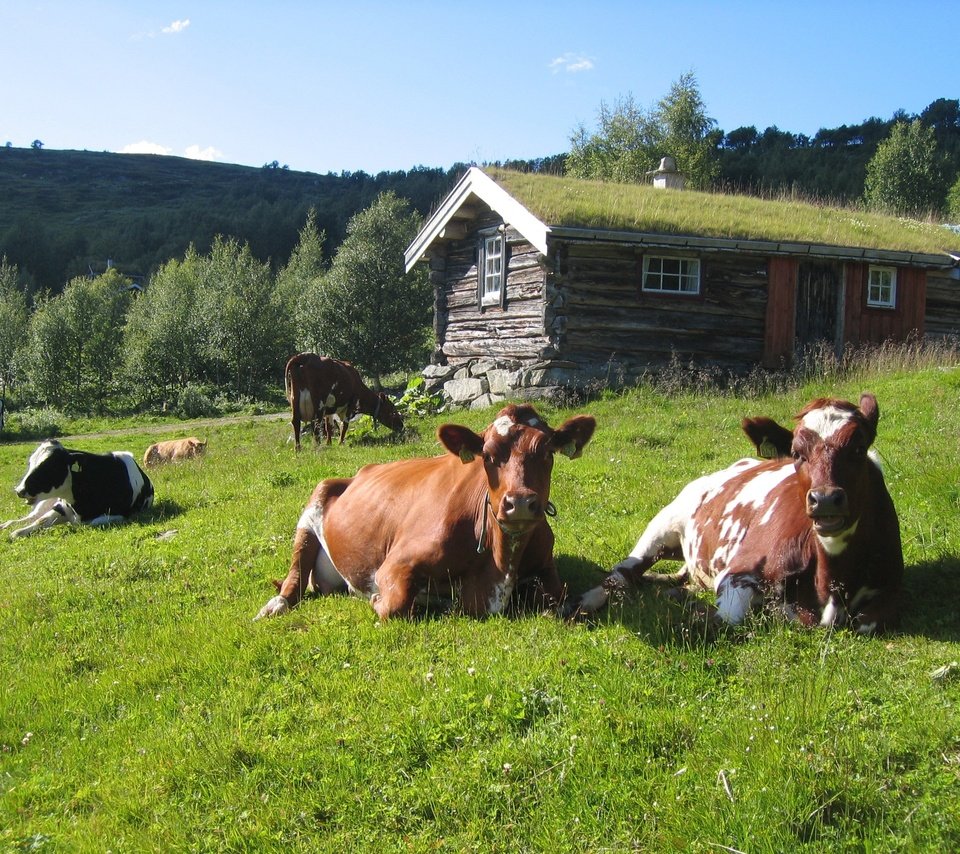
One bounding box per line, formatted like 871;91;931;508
254;595;290;620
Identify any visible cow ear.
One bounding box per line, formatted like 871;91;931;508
438;424;485;463
858;393;879;442
742;417;793;459
551;415;596;459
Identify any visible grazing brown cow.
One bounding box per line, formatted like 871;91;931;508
573;393;903;634
285;353;404;450
143;437;207;467
255;403;596;620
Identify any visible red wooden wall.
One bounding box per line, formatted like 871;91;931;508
843;263;926;346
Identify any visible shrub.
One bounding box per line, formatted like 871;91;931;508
4;406;64;440
176;384;219;419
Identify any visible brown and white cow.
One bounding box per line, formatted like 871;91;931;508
255;403;596;620
143;437;207;467
285;353;404;450
573;393;903;633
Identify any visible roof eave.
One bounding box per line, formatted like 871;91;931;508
548;226;958;270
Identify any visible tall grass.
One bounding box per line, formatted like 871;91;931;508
1;360;958;851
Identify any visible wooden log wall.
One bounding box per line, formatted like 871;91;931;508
437;218;551;363
551;242;769;374
924;270;960;339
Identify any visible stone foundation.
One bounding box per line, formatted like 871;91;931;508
423;358;591;410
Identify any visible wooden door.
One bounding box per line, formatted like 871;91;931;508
795;261;844;358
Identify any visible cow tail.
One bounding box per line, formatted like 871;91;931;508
286;359;305;415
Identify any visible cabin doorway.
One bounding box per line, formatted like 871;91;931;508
795;261;844;359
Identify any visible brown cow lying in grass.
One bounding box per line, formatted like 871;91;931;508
256;403;596;620
571;393;903;634
143;437;207;467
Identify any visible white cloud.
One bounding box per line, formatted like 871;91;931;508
162;19;191;35
120;140;173;156
185;145;223;162
549;52;594;74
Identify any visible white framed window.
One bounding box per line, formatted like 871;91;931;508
642;254;701;295
867;265;896;309
481;233;504;306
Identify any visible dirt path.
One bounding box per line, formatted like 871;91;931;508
58;411;289;442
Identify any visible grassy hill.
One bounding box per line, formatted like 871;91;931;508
0;146;458;292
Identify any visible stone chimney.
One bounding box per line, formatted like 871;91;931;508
648;156;684;190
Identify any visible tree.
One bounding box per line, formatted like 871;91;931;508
275;208;327;352
197;236;293;396
24;269;131;410
864;120;943;216
310;192;430;388
566;94;659;183
0;257;28;428
920;98;960;134
123;247;208;405
567;73;718;188
947;174;960;221
654;72;719;189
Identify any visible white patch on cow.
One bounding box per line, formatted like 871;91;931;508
14;441;69;500
493;415;514;436
325;394;337;408
817;518;860;555
819;595;846;627
714;569;759;624
297;503;324;539
114;451;151;509
487;573;516;614
849;586;877;611
297;502;352;595
722;463;793;516
758;496;780;526
5;498;63;538
713;515;748;571
801;404;855;440
255;595;290;619
298;389;315;421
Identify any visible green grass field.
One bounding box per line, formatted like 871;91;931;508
1;367;958;852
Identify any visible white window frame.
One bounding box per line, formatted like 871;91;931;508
641;254;701;295
481;232;504;306
867;265;897;309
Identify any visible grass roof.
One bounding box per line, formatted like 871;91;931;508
487;168;957;257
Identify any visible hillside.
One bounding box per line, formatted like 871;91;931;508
0;146;459;292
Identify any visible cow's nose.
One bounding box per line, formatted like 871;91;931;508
15;486;27;499
502;492;541;520
807;487;848;516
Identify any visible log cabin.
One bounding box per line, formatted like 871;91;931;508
405;168;960;407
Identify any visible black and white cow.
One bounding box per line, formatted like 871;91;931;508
2;440;154;538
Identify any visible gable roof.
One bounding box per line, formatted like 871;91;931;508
404;167;549;270
405;167;959;272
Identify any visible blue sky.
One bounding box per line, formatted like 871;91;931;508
1;1;955;175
